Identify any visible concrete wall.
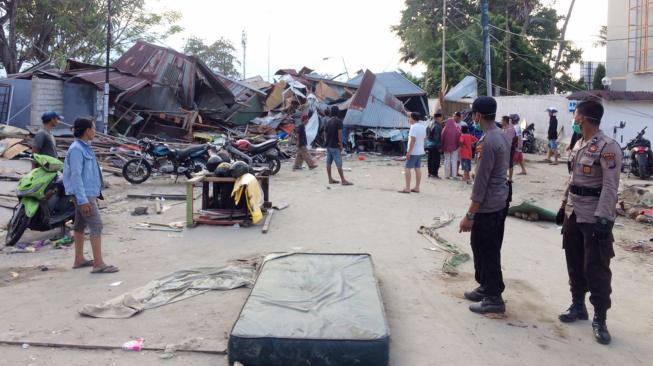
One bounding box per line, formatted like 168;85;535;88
0;79;32;128
63;83;97;129
494;95;573;140
30;77;64;128
495;94;653;145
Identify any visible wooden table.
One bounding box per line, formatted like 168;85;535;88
186;175;270;227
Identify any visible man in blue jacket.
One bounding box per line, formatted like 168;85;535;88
64;117;118;274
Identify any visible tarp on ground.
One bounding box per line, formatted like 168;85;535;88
79;264;256;318
343;70;408;129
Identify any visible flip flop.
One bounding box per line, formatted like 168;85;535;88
341;181;353;186
411;189;420;193
398;190;410;194
329;180;340;184
91;265;119;274
72;259;94;269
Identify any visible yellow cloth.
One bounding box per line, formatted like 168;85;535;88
231;173;264;224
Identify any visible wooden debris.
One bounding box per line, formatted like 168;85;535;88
262;209;274;234
128;193;187;200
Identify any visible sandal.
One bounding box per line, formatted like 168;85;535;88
398;190;410;194
91;265;119;274
410;189;420;193
341;181;353;186
329;180;340;184
72;259;94;269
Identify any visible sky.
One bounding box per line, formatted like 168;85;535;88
146;0;608;81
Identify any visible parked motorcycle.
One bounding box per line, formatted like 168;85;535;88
522;123;536;154
121;138;210;184
224;138;281;175
623;127;653;179
5;154;76;246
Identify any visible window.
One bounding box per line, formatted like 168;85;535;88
628;0;653;72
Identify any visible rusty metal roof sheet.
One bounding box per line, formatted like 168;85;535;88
214;73;266;102
343;70;408;129
567;90;653;101
348;71;426;97
66;68;150;94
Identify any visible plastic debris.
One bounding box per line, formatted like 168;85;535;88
122;338;144;351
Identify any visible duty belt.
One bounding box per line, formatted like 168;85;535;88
570;185;602;197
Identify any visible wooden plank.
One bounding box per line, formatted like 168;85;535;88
127;193;186;200
186;180;194;227
262;209;274;234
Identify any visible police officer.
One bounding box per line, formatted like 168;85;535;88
459;96;511;314
557;99;621;345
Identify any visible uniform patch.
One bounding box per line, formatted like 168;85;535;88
476;144;483;160
602;153;615;160
589;144;599;153
582;165;592;175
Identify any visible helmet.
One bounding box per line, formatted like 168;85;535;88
235;139;252;151
546;107;558;114
230;161;250;179
509;113;520;124
215;162;232;177
217;150;231;163
206;156;223;172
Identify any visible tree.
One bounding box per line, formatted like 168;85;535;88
184;36;240;79
593;63;606;90
393;0;584;96
0;0;182;74
594;25;607;47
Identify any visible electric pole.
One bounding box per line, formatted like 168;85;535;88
481;0;492;96
505;10;511;94
441;0;447;97
241;30;247;79
103;0;111;134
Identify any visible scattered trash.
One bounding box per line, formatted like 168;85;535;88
38;265;49;272
272;202;289;211
617;240;653;253
129;222;183;232
232;223;241;229
9;271;19;278
22;343;29;349
110;281;123;287
122;338;144;352
358;155;366;161
53;236;74;249
159;337;205;360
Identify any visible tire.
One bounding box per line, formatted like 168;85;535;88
184;158;207;179
637;154;650;179
268;156;281;175
5;204;31;246
122;158;152;184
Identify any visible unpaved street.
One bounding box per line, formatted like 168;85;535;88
1;155;652;365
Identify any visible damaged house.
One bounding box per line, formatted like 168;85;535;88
347;71;429;118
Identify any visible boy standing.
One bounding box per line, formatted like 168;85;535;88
459;125;478;184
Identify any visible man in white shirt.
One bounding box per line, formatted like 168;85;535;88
399;112;427;193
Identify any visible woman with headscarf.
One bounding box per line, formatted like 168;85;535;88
441;116;462;179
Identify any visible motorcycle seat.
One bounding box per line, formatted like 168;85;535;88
173;145;206;160
249;139;277;154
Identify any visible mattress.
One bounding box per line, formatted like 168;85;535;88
228;253;389;366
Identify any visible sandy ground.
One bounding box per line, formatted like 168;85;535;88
0;154;652;366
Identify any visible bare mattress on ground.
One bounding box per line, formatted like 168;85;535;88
228;253;390;366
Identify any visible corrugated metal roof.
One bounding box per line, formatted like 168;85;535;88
66;69;150;94
348;71;426;97
242;76;272;91
343;70;408;129
214;73;266;102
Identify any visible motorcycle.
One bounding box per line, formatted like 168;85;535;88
522;123;536;154
5;154;76;246
121;138;210;184
623;127;653;179
224;138;281;175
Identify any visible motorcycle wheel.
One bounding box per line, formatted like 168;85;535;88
5;204;31;246
637;154;650;179
184;158;207;179
122;159;152;184
268;156;281;175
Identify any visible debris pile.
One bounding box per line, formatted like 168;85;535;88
619;184;653;224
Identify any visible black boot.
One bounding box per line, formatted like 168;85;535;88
469;296;505;314
592;314;611;345
559;301;589;323
464;286;487;302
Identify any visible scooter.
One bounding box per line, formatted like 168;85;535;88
225;138;281;175
121;138;210;184
5;154;76;246
522;123;536;154
623;127;653;180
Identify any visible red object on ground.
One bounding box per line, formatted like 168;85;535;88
358;155;366;161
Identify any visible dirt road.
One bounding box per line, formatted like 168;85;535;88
1;155;652;365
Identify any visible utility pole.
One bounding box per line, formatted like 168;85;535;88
241;30;247;79
103;0;111;134
505;9;511;94
441;0;447;97
481;0;492;96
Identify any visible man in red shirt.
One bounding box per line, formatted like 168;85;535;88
459;125;478;184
